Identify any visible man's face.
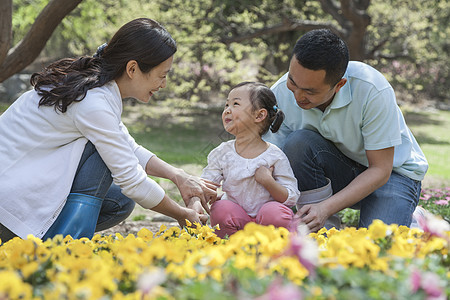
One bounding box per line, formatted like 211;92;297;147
287;56;345;111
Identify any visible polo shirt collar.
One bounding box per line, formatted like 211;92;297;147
329;70;352;109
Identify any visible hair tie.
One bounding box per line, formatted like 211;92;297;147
273;105;278;112
93;43;108;58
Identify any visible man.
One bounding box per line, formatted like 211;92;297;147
264;29;428;232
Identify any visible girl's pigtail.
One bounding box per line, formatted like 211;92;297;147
270;109;285;133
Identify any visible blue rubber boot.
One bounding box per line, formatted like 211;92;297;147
43;193;102;240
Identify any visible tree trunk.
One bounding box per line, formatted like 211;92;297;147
318;0;371;61
0;0;83;83
0;0;12;65
220;0;372;62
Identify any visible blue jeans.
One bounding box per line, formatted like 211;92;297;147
71;141;135;232
283;129;421;228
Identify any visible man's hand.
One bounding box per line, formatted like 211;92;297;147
296;202;329;233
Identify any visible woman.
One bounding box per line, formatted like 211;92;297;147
0;18;217;243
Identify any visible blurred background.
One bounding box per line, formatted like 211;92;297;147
1;0;448;226
1;0;449;192
1;0;449;106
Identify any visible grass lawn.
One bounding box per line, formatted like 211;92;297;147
402;106;450;187
123;101;231;167
121;101;450;189
1;99;448;200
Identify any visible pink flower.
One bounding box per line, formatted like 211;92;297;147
410;269;421;293
137;268;166;295
284;232;318;276
255;278;303;300
422;272;444;299
410;269;445;299
420;194;432;201
418;210;450;238
433;199;448;206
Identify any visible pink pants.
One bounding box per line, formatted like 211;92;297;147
210;200;295;238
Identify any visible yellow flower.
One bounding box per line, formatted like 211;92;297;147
20;260;39;278
271;256;309;284
137;228;154;241
368;219;388;240
0;270;33;299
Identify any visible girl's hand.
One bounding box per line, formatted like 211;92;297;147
208;193;223;205
255;166;274;185
187;196;204;213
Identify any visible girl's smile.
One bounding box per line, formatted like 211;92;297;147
222;87;256;136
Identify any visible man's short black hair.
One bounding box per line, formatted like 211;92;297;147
293;29;349;86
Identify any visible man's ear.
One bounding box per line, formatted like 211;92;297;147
125;60;138;79
255;109;268;123
334;78;347;93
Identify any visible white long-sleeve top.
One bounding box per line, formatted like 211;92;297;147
201;140;300;217
0;81;165;238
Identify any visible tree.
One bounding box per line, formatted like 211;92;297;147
0;0;83;83
219;0;371;61
3;0;448;101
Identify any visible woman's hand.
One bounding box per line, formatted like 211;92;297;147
176;207;209;227
151;194;208;227
173;171;219;214
187;196;209;224
144;157;220;214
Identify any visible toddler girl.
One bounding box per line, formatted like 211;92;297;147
197;82;300;238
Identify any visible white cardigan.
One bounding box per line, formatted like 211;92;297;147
0;81;165;238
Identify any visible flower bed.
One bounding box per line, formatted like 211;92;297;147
0;217;449;300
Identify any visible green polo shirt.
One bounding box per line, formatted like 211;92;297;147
264;61;428;181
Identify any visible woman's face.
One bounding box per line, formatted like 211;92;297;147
121;56;173;103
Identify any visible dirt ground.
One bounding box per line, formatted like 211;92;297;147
97;208;181;236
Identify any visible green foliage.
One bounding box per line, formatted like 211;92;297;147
338;187;450;227
10;0;449;102
404;108;450;183
0;103;10;114
367;0;449;100
419;188;450;223
338;208;360;228
12;0;127;59
132;214;146;221
11;0;48;44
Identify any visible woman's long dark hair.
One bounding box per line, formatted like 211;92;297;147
30;18;177;112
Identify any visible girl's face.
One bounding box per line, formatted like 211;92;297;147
120;56;173;103
222;87;261;137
